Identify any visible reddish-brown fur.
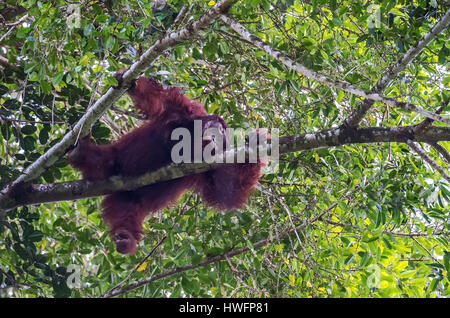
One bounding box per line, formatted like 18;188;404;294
68;75;265;254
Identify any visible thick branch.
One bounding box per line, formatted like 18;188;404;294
278;125;449;154
220;14;450;125
1;0;237;193
1;125;448;214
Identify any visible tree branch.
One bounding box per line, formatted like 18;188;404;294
105;236;167;297
407;140;450;182
1;0;237;193
0;5;26;22
343;7;450;127
100;200;337;298
0;55;20;72
0;13;29;43
220;13;450;125
1;125;448;214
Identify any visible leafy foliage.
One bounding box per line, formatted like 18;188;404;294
0;0;448;297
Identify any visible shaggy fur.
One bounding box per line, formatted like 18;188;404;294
68;74;265;254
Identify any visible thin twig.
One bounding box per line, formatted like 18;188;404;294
411;236;442;264
101;203;333;298
0;116;65;125
0;14;29;42
104;236;167;296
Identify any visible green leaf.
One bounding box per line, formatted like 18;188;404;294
39;128;49;145
13;243;29;260
21;125;37;135
26;230;44;242
357;34;370;43
24;62;38;74
22;136;36;152
16;27;32;39
181;276;195;294
52;72;64;85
